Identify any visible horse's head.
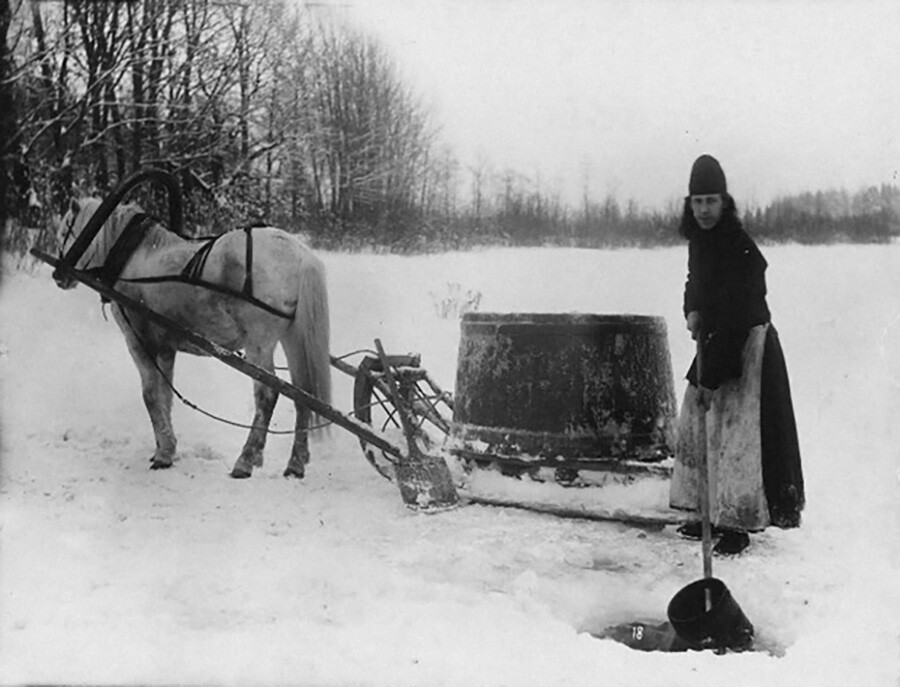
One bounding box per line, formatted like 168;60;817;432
53;197;103;289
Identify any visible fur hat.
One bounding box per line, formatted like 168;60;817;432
689;155;727;196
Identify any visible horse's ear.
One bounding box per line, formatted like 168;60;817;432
69;198;80;215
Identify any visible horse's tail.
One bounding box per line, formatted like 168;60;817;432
291;249;332;435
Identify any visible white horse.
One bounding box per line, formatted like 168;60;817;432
56;197;331;479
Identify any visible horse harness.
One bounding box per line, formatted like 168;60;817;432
87;213;292;320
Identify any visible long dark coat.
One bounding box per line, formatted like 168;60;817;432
684;218;770;389
681;217;805;528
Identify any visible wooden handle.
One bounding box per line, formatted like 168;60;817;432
696;339;714;590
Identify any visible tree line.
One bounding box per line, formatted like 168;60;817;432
1;0;897;258
448;180;900;251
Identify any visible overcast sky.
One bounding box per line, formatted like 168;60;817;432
322;0;900;211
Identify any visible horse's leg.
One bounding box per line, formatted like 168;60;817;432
121;330;177;469
151;349;177;469
266;246;331;479
280;332;313;480
230;344;278;479
283;402;311;479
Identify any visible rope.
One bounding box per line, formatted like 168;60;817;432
116;306;340;435
275;348;377;372
112;308;443;443
333;348;378;360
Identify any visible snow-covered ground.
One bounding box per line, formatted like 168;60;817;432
1;243;898;686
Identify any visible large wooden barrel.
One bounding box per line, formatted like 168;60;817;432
449;313;677;473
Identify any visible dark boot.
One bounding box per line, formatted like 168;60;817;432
713;530;750;555
676;522;721;541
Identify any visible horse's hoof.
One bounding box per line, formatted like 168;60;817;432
283;466;305;479
150;460;173;470
230;467;252;479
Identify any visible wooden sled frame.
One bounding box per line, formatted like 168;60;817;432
32;248;462;510
31;247;687;526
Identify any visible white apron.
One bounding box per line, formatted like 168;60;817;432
670;324;770;531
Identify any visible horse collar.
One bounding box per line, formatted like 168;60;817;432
92;212;153;288
242;227;254;298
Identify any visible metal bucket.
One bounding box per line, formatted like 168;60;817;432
666;578;754;651
449;313;677;471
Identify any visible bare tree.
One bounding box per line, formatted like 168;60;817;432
5;0;443;244
0;0;17;229
288;18;436;223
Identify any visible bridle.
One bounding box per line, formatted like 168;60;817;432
57;209;79;260
59;207;102;276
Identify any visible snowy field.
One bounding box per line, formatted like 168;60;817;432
1;243;899;686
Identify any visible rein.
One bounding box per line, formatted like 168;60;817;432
115;304;334;435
